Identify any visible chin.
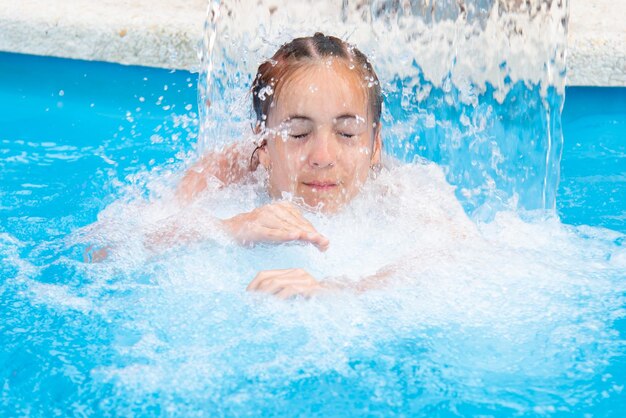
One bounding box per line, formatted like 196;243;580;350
302;196;345;214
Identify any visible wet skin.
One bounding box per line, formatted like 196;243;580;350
257;60;381;213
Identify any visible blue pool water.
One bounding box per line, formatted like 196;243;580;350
558;88;626;232
1;53;625;416
1;53;624;238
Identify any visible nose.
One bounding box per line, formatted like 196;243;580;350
307;130;338;169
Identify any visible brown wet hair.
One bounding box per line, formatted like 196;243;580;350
251;32;382;131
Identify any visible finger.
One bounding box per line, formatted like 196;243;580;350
252;225;328;251
269;204;318;236
257;274;309;294
295;230;329;251
246;269;297;291
272;221;329;250
276;205;330;250
252;226;304;243
83;245;109;263
277;203;319;233
264;203;330;250
83;245;94;263
265;209;327;246
247;270;277;291
270;201;317;233
254;269;311;294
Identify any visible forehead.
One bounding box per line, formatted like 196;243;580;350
270;60;368;121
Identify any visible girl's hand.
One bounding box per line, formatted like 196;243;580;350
221;201;329;251
247;263;398;299
83;245;109;263
247;268;333;299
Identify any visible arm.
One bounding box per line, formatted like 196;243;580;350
246;263;397;299
143;205;225;252
246;245;471;299
85;143;326;262
176;141;259;203
153;141;329;252
144;201;329;253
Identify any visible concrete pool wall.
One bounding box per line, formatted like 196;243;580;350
0;0;624;86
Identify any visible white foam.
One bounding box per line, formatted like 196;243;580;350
53;159;626;412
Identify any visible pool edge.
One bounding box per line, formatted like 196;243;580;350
0;0;623;87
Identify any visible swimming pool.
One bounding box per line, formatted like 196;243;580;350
1;52;625;416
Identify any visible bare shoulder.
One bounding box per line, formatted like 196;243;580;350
177;141;259;203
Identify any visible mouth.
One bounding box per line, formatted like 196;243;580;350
302;181;339;191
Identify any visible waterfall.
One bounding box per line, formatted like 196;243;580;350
197;0;569;217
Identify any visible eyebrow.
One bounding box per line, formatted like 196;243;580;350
334;114;362;122
283;115;313;123
281;114;364;124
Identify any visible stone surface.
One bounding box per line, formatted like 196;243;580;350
0;0;206;70
0;0;623;86
568;0;625;86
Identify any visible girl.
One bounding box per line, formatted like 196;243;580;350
173;33;390;298
141;33;472;298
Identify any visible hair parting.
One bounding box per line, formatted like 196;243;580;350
251;33;382;132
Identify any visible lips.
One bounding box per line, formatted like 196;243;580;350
302;181;339;191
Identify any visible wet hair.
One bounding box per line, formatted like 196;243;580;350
251;32;383;131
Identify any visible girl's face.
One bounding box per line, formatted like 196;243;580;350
257;60;381;213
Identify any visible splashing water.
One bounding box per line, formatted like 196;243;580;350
198;0;568;215
15;162;626;416
3;1;626;417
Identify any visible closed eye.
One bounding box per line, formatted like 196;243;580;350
334;115;365;140
337;131;356;139
289;132;310;140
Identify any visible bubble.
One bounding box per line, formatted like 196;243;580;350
67;162;626;416
257;85;274;101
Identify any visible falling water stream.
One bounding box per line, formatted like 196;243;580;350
2;1;626;416
198;0;568;216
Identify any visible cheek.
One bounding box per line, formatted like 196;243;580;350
342;142;372;171
343;143;374;187
268;141;305;180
